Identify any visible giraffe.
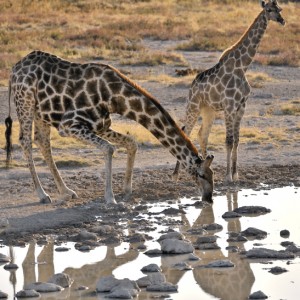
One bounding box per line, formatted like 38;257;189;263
173;0;285;183
4;50;214;204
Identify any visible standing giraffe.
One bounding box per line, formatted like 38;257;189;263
173;0;285;183
5;51;214;204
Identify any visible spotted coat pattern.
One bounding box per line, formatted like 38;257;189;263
7;51;215;204
173;0;285;183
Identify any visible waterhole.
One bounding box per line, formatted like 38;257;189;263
0;186;299;300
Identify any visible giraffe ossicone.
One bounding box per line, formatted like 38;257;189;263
173;0;285;183
5;51;214;204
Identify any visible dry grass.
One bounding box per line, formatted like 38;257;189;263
0;0;299;85
187;123;291;148
267;99;300;116
247;71;274;88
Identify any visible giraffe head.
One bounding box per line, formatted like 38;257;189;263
194;154;214;202
261;0;285;25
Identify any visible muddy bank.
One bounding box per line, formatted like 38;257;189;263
0;162;299;245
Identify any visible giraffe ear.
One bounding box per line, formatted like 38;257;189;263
260;0;266;8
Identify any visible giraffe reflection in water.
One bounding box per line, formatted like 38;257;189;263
161;191;255;300
21;239;139;296
20;192;254;299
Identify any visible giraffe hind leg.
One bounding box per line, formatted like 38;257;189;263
34;118;78;201
16;99;52;203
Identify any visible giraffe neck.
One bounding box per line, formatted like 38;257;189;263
108;67;200;171
219;11;268;71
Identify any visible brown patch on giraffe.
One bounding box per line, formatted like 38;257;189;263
111;96;127;114
40;99;51;112
129;99;143;112
99;80;110;101
109;82;123;94
52;96;63;111
63;96;75;111
126;111;137;121
75;92;90;109
138;115;151;128
154;118;164;131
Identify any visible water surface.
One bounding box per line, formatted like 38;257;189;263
0;186;299;299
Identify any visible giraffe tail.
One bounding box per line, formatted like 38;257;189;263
5;80;13;168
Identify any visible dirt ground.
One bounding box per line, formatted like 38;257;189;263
0;46;299;245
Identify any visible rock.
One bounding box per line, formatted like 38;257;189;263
234;206;271;215
48;273;73;288
160;239;194;254
245;248;295;259
126;233;146;243
188;253;200;261
187;227;206;235
161;207;185;215
280;241;294;247
146;282;178;292
285;244;300;253
109;278;140;299
144;249;162;256
240;227;267;239
0;254;10;263
55;247;70;252
202;223;223;231
4;263;18;270
91;225;113;234
196;235;217;244
15;289;40;298
105;288;136;299
0;291;8;299
77;286;89;290
172;262;192;270
96;276;140;299
74;230;98;241
24;282;63;292
280;229;290;238
137;273;166;288
141;263;161;273
227;234;248;242
77;245;92;252
201;259;235;268
196;242;221;250
222;211;242;219
96;276;119;292
249;290;268;299
268;266;288;275
157;232;184;241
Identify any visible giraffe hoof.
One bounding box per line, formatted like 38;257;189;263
232;173;239;181
172;173;179;182
40;195;52;204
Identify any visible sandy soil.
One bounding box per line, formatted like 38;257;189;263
0;46;299;244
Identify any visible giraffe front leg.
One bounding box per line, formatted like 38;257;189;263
60;121;116;204
224;112;234;183
100;129;137;201
232;102;246;181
